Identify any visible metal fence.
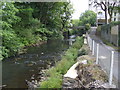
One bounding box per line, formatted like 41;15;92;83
86;33;119;87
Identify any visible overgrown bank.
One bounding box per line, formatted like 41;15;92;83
39;36;84;88
0;2;73;60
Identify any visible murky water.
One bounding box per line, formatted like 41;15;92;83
2;39;69;88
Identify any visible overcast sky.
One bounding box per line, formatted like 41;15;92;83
70;0;88;19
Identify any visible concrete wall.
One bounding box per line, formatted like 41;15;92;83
101;25;119;46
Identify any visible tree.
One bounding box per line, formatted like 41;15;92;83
72;19;79;26
108;1;116;22
79;10;97;26
29;2;73;31
1;2;74;60
94;0;117;23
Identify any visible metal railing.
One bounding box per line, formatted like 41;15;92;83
86;33;119;87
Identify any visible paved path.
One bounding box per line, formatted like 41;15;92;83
88;27;120;88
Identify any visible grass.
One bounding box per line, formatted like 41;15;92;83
102;38;120;51
40;36;84;88
96;35;120;52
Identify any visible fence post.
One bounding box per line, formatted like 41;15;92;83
92;40;95;55
109;51;114;85
96;44;99;64
87;35;89;46
90;39;92;51
88;36;90;47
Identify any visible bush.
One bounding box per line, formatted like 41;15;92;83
40;75;62;88
40;36;84;88
96;26;101;36
110;21;120;26
85;23;91;31
78;49;87;56
2;30;24;57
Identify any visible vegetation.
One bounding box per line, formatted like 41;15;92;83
85;23;91;31
72;19;79;27
96;21;120;47
79;10;97;26
40;36;84;88
0;2;73;60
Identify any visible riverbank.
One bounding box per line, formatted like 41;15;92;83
62;44;109;88
38;36;111;89
38;36;84;88
2;40;47;61
2;39;69;88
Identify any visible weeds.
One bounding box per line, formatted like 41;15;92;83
40;36;84;88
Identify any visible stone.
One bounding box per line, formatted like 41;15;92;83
101;83;116;88
64;62;79;79
62;77;80;88
79;60;88;64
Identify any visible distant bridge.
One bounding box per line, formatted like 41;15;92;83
68;26;85;30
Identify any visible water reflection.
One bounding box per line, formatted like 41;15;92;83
2;39;69;88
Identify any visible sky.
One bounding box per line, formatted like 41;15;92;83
70;0;88;20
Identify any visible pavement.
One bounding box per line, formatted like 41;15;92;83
87;27;120;88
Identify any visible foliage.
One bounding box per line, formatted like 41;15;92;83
79;10;97;26
78;49;87;56
1;2;73;60
96;26;101;36
40;74;62;88
97;21;120;46
2;30;24;56
110;21;120;26
40;36;84;88
69;28;85;36
30;2;73;31
72;19;79;26
94;1;117;23
85;23;91;31
114;6;120;13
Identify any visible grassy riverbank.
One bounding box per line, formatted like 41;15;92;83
40;36;84;88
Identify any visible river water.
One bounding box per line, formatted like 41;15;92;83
2;39;69;88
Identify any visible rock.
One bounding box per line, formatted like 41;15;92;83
41;52;44;55
62;77;81;88
87;80;104;88
29;70;34;72
64;62;79;79
101;83;116;88
84;38;87;44
77;55;95;62
79;60;88;64
0;85;7;88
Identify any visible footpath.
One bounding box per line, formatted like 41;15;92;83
62;35;117;88
62;44;109;88
88;27;120;88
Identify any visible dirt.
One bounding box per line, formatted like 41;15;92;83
62;44;109;88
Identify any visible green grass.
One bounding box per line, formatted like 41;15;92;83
102;38;120;51
40;36;84;88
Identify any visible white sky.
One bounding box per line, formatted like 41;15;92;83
70;0;88;20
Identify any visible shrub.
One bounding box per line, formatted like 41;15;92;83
40;36;84;88
96;26;101;36
40;75;62;88
85;23;91;31
78;49;87;56
2;30;24;57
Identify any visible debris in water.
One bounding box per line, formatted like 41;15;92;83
41;52;44;55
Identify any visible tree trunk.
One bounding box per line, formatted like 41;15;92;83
105;10;107;24
109;16;112;22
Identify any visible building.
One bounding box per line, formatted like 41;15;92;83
112;9;120;21
88;0;119;25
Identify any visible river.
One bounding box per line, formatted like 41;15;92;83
2;39;70;88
